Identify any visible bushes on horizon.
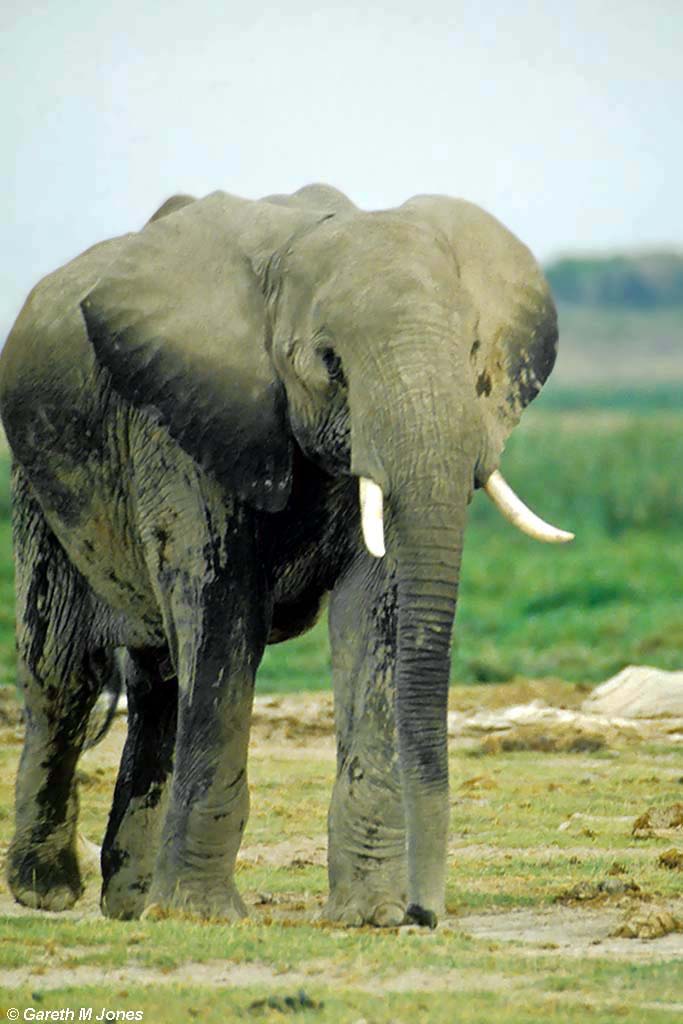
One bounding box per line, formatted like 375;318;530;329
545;252;683;309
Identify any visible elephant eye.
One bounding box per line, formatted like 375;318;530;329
321;347;346;387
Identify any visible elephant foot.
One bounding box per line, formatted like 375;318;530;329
141;881;248;923
101;872;150;921
321;888;406;928
101;839;154;921
406;903;439;929
8;840;83;912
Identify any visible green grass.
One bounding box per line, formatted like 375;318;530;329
0;521;14;688
1;983;679;1024
454;404;683;684
454;524;683;683
535;380;683;413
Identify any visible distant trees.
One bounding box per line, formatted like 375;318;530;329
545;252;683;309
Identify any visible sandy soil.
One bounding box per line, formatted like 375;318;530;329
0;958;541;995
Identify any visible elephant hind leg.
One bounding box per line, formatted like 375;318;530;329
7;466;111;910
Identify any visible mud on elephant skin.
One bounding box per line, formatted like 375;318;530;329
0;183;571;927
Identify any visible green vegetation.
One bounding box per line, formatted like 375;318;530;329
536;380;683;414
0;528;13;688
450;404;683;683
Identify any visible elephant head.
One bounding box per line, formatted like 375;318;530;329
80;184;570;923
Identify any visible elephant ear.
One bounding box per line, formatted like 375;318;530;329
401;196;558;477
81;191;302;511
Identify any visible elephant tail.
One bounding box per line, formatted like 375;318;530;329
83;653;126;750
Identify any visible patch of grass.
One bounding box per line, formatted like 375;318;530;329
258;616;330;692
0;519;14;689
476;409;683;535
537;380;683;413
0;984;676;1024
453;523;683;683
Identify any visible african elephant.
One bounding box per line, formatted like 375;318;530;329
0;183;571;927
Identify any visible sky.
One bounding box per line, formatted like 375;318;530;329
2;0;682;337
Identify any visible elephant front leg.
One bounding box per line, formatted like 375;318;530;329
324;555;407;927
101;649;177;920
144;558;269;922
145;693;254;922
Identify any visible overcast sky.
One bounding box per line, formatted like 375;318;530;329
2;0;681;335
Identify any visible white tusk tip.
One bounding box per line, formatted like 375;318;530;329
484;470;575;544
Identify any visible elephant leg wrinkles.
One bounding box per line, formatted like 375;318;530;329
141;514;271;921
324;553;407;927
101;648;177;920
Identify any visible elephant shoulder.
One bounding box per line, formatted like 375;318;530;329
0;234;135;466
0;234;134;406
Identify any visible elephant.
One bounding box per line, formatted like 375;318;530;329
0;183;572;928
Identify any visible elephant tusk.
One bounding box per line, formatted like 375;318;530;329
484;470;575;544
359;477;386;558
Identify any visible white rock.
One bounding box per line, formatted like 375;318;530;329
581;665;683;719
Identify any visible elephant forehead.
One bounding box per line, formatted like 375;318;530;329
286;212;456;289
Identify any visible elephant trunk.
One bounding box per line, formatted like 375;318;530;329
349;335;478;925
391;500;466;925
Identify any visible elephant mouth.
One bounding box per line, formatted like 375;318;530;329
358;472;573;559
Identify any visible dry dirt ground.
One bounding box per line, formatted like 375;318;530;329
1;687;682;995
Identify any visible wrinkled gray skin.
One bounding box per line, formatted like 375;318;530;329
0;184;557;927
